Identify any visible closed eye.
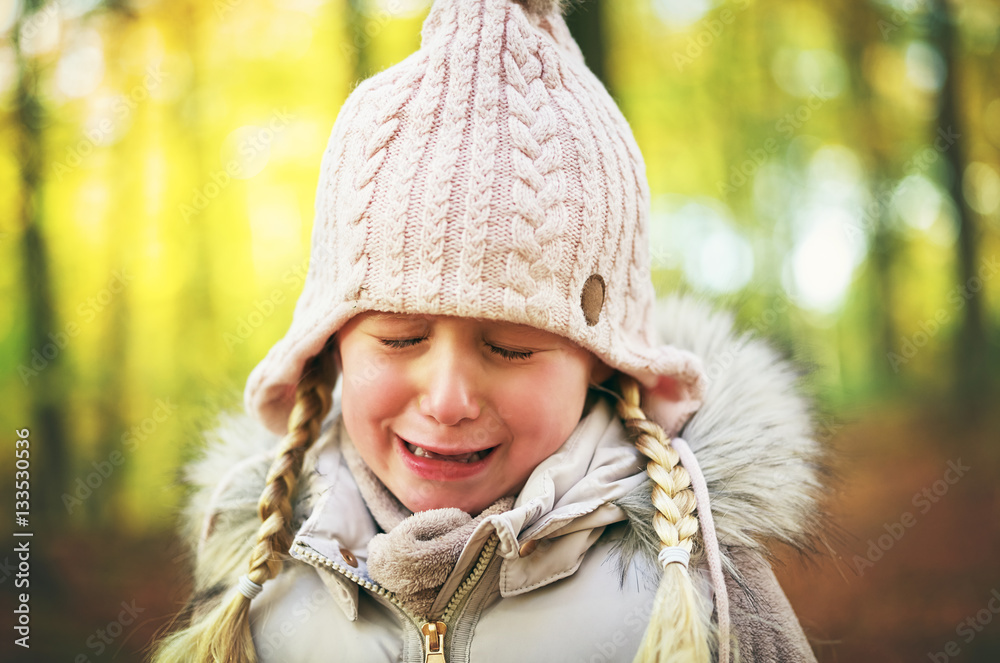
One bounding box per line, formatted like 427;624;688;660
489;345;533;361
379;338;425;349
379;337;533;360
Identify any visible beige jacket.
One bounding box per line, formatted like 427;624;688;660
184;296;826;662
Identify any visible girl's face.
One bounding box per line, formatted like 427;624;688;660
336;312;609;515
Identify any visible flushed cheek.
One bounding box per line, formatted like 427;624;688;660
503;421;570;472
341;360;413;462
342;353;412;415
500;394;583;467
501;369;588;430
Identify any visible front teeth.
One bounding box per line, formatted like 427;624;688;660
407;443;484;463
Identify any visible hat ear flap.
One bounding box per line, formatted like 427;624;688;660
642;374;702;437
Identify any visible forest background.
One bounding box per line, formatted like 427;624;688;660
1;0;998;661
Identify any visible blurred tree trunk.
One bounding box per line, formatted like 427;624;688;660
14;3;70;525
347;0;372;82
88;306;129;524
89;9;135;526
929;0;988;405
177;0;217;383
839;0;899;393
565;0;607;88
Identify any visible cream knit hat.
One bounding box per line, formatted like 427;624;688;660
245;0;706;436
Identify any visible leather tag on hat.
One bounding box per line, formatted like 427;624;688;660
581;274;605;326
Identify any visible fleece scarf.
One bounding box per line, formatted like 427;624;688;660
341;429;514;616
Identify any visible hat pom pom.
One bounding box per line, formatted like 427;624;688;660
513;0;567;17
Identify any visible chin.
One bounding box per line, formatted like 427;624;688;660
403;492;491;516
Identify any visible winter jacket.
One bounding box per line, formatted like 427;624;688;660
181;296;826;662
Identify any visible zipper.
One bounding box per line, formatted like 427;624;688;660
421;621;447;663
292;533;500;663
436;534;499;625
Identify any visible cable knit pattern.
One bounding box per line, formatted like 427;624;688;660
415;1;471;308
454;0;504;316
373;61;427;305
244;0;708;435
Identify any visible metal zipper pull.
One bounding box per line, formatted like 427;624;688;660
421;621;448;663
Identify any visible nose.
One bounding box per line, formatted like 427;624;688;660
418;350;482;426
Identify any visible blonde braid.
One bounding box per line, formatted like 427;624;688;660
153;343;337;663
615;375;710;663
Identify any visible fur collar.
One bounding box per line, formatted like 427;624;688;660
661;294;825;554
181;294;826;595
610;295;827;585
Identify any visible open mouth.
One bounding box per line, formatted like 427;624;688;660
402;440;498;464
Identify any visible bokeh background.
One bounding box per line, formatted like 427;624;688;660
1;0;998;660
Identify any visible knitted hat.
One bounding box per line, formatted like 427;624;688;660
244;0;706;436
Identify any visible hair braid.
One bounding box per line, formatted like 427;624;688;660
247;356;332;585
153;343;337;663
614;375;710;663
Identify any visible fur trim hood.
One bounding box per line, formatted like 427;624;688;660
612;296;827;579
181;294;827;604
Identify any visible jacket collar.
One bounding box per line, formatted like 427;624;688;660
187;295;826;624
290;397;646;619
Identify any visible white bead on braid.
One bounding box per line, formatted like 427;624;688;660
657;547;691;569
236;575;263;600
